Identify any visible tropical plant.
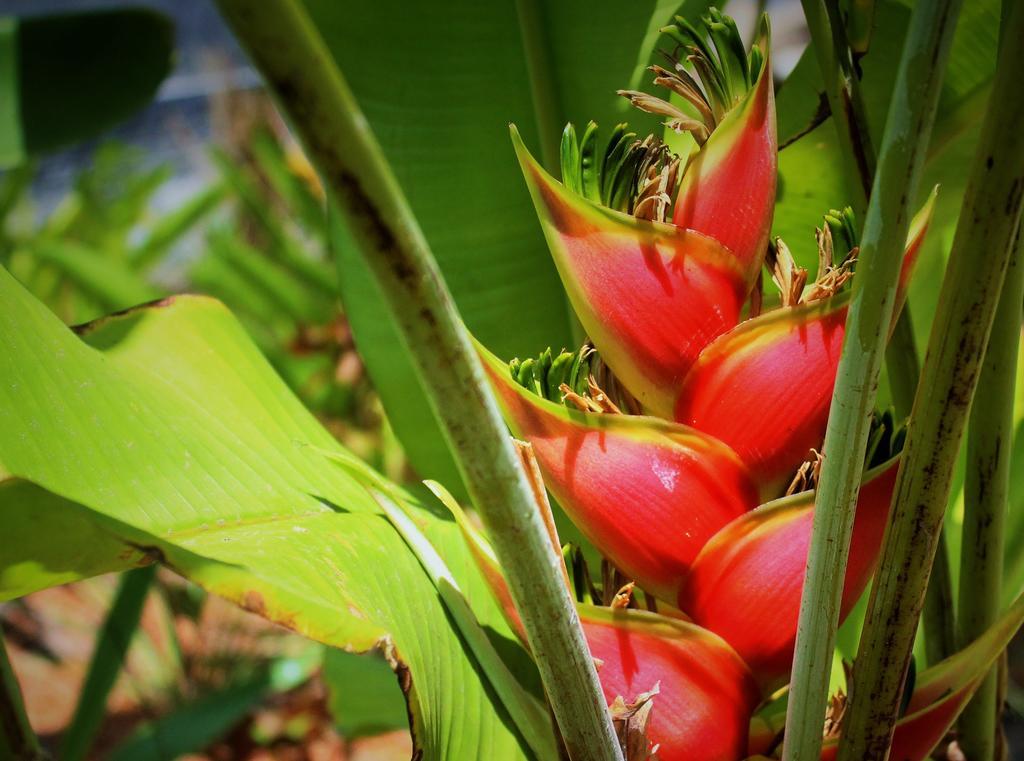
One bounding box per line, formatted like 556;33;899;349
2;0;1024;760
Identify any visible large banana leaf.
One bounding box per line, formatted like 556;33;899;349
313;0;705;491
0;266;534;760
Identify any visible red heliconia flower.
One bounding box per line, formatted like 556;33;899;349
439;481;760;761
480;338;901;686
478;341;758;602
677;458;899;688
464;8;1024;759
673;197;933;492
439;449;1024;761
515;120;935;495
517;14;775;419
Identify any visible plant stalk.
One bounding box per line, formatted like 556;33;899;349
213;3;624;759
0;633;45;760
62;566;156;761
839;1;1024;757
846;1;875;57
956;227;1023;759
922;535;957;664
781;1;963;759
801;0;931;432
801;0;958;664
799;0;875;219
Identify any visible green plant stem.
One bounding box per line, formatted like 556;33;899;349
839;1;1024;756
213;3;624;760
801;0;929;415
0;633;46;760
957;229;1023;759
62;565;156;761
885;309;919;418
922;534;957;664
781;1;964;759
802;0;931;427
799;0;875;219
802;0;958;662
846;0;875;57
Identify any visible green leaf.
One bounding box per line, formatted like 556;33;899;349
324;649;409;739
0;9;174;168
0;267;533;760
205;226;333;325
312;0;696;492
211;148;336;297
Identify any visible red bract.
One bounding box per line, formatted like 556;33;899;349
678;460;898;688
443;454;1024;761
817;594;1024;761
670;33;776;278
582;607;760;761
673;195;934;491
513;130;750;418
479;340;757;602
467;8;1024;759
439;480;759;761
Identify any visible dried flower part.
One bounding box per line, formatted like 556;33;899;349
633;156;682;223
560;122;673;216
822;688;848;741
618;88;710;144
610;683;661;760
785;448;824;496
609;582;637;611
766;207;859;307
767;239;809;307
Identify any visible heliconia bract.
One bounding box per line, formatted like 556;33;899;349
455;8;1022;760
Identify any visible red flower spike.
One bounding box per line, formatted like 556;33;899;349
511;126;752;417
674;193;935;494
679;457;900;689
580;605;760;761
437;482;760;761
478;339;759;601
819;593;1024;761
672;24;776;281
